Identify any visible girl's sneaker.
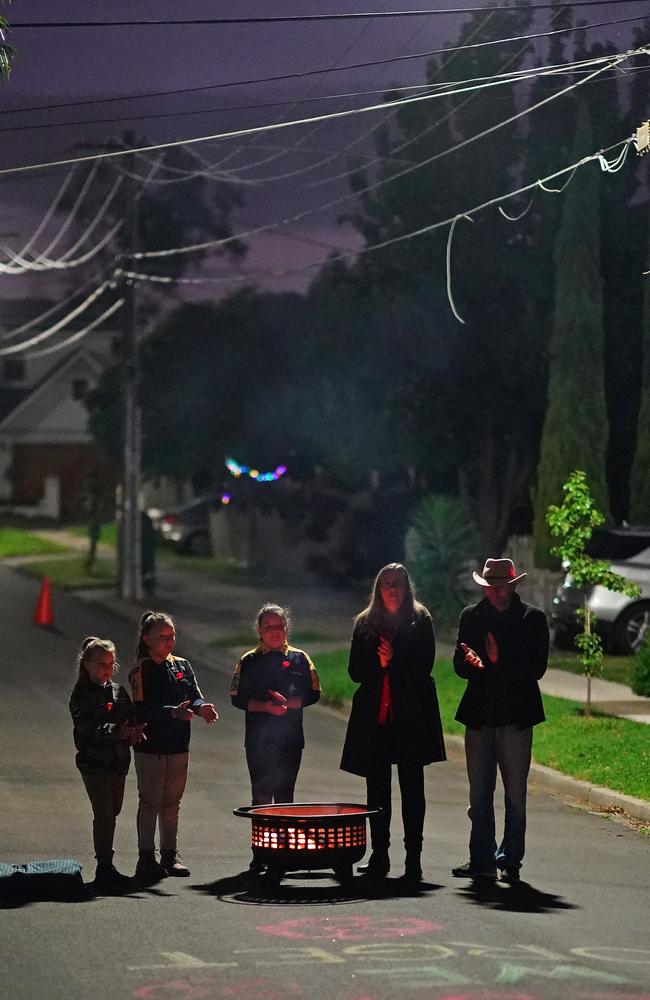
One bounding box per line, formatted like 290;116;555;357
161;850;190;877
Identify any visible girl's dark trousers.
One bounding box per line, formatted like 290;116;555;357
81;771;126;865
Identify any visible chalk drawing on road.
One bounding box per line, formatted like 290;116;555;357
255;915;443;940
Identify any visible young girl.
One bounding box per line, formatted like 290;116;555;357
230;604;321;825
69;637;146;890
340;563;446;881
129;611;218;883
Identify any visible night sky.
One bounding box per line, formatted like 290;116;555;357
0;0;642;299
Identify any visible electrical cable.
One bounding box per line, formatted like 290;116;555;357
0;279;115;355
11;2;650;28
0;269;111;342
0;219;123;273
1;11;645;129
22;299;124;360
126;137;636;293
133;48;640;261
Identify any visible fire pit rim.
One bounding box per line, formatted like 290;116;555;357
233;801;382;822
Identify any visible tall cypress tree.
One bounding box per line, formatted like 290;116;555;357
629;267;650;522
532;101;611;567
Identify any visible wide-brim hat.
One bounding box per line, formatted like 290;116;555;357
472;557;526;588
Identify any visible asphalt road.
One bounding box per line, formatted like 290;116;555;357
1;565;649;1000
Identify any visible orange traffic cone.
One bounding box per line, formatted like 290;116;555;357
34;576;53;627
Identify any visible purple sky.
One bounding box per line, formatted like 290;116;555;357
0;0;641;300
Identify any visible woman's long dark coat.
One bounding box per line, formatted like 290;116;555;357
340;608;446;777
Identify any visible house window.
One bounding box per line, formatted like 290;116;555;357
72;379;88;401
3;359;25;383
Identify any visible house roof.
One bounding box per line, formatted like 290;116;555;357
0;347;105;432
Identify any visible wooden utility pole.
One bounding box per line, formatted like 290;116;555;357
118;135;143;601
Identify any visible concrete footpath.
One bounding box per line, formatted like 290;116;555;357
10;529;650;823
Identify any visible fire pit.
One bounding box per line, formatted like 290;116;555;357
234;803;380;887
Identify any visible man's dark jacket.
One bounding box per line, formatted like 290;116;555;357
453;592;549;729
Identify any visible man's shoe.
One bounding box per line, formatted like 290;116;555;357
161;850;190;877
249;857;266;873
451;860;497;879
94;863;133;890
357;852;390;876
498;867;521;883
135;850;168;885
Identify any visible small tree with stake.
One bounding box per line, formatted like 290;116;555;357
546;469;640;718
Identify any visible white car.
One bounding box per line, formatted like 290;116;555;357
551;527;650;654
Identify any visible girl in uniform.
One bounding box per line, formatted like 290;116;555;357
70;637;145;889
230;604;321;858
129;611;218;883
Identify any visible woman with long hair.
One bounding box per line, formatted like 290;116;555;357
340;563;446;881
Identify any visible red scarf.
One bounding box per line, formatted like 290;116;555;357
377;632;394;725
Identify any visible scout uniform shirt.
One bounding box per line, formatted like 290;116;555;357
230;644;321;750
129;654;206;754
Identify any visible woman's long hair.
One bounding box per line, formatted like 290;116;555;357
356;563;424;636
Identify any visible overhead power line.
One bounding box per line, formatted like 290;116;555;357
11;1;650;28
0;279;116;355
132;48;641;261
2;11;645;124
127;139;636;297
1;40;645;179
22;299;124;360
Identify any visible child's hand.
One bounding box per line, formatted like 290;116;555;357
266;690;287;715
460;642;485;670
285;696;302;710
119;721;147;745
197;702;219;725
378;637;393;669
171;700;194;720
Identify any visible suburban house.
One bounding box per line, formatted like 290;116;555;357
0;297;121;519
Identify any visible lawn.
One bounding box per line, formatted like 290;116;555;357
210;630;333;650
315;648;650;803
16;556;115;589
548;650;633;686
70;522;117;546
0;528;69;558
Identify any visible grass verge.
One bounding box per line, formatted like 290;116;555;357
0;528;70;558
549;651;632;686
209;630;333;650
69;522;117;546
316;649;650;802
16;556;116;589
158;550;285;587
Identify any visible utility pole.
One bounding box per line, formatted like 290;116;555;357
119;133;143;601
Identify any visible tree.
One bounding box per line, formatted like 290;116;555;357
56;134;246;311
628;211;650;521
547;470;639;717
0;3;14;82
533;102;611;568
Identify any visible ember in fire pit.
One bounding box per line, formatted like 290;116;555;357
234;803;380;887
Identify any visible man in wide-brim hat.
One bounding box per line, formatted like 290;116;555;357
451;558;549;883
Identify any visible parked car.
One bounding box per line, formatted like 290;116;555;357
155;496;219;555
551;526;650;654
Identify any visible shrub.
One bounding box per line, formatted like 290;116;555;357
405;494;478;630
631;634;650;697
